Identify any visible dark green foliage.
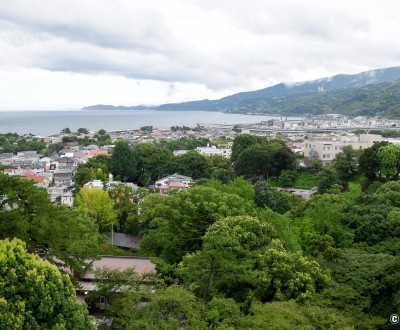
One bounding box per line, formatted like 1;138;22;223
0;133;46;154
278;169;297;187
134;142;174;185
316;167;341;193
359;141;389;180
74;154;111;187
0;174;101;273
209;155;234;183
171;151;212;179
231;134;267;162
139;186;255;264
77;127;89;134
233;137;296;180
235;144;274;180
331;145;360;180
111;141;139;182
157;136;209;151
344;181;400;245
140;125;153;132
326;249;395;320
254;181;298;214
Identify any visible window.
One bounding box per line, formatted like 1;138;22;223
100;296;106;309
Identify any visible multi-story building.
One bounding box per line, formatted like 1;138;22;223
303;133;382;166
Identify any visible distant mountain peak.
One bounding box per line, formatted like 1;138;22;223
83;66;400;118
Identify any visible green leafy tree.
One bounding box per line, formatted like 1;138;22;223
140;186;255;264
205;177;255;202
0;238;94;329
332;145;360;180
134;142;173;185
234;144;274;180
316;167;341;194
231;134;267;162
172;151;213;179
60;127;72;134
177;215;277;302
92;267;204;330
278;169;297;187
296;193;353;254
209;155;234;183
111;140;139;182
77;127;89;134
0;174;101;272
75;187;118;232
326;248;395;324
253;239;330;302
97;128;107;135
254;181;300;214
344;181;400;245
377;143;400;178
108;184;138;232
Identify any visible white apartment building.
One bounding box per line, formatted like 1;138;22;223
303;133;382;166
196;146;232;158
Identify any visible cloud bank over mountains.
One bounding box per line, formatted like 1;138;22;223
0;0;400;109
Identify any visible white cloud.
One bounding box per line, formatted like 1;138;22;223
0;0;400;108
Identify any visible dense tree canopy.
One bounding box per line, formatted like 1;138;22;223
111;140;139;182
0;174;101;273
139;186;256;264
0;238;94;329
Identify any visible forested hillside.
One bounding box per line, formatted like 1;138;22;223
84;67;400;119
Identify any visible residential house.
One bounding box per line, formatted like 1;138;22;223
75;256;156;313
61;191;74;206
53;170;73;184
47;183;70;202
87;149;109;159
20;171;51;188
154;173;194;193
0;153;14;165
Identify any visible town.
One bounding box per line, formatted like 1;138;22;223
1;114;399;205
2;113;400;328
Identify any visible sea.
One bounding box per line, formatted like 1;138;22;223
0;110;292;136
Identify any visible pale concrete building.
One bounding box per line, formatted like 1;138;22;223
303;133;382;166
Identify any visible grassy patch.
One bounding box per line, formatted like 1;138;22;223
293;169;317;189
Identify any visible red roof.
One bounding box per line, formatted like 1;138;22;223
20;174;46;183
87;150;109;157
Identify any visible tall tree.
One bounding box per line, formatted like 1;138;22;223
134;142;173;185
75;187;117;232
377;143;400;179
0;174;101;273
231;134;267;162
234;144;274;180
332;145;360;180
111;141;139;182
140;186;255;264
359;141;389;180
0;238;94;329
172;151;212;179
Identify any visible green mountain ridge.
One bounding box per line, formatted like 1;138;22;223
83;66;400;118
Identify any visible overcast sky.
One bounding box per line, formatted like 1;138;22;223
1;0;400;110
